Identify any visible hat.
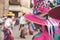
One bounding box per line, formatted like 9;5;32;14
6;12;15;16
24;14;46;25
24;14;48;32
48;6;60;20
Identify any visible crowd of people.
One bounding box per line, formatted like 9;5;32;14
0;12;38;40
1;12;59;40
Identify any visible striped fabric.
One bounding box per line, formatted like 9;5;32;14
46;17;58;40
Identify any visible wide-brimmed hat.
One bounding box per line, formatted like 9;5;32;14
24;14;46;25
6;12;15;16
24;6;60;26
48;6;60;20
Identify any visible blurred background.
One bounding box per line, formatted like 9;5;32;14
0;0;60;17
0;0;60;40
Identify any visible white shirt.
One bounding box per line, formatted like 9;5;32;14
48;17;58;26
4;18;12;28
20;16;27;24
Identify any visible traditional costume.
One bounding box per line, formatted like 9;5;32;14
24;0;60;40
19;14;28;38
2;12;14;40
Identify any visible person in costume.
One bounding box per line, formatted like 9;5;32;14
28;22;36;35
2;12;14;40
19;13;28;38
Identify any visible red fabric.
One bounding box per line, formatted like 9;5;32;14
49;6;60;20
7;35;14;40
37;5;43;12
29;29;34;35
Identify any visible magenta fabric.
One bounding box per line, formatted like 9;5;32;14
48;6;60;20
56;28;60;34
24;14;46;25
34;0;49;14
37;4;49;13
34;0;36;7
37;5;43;12
34;31;50;40
24;14;46;32
43;7;49;13
24;14;59;31
34;0;43;7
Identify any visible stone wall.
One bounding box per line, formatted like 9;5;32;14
0;0;4;17
0;0;33;17
0;0;9;17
